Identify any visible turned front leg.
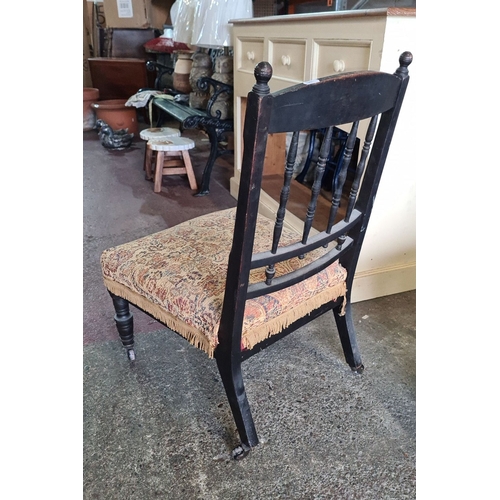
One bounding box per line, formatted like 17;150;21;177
109;292;135;361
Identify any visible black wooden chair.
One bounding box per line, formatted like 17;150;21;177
100;52;412;459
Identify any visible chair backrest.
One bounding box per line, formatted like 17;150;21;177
218;53;412;353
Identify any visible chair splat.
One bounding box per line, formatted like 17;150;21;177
303;126;334;244
344;115;379;224
265;130;300;285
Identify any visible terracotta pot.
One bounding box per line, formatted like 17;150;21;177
90;99;138;135
83;87;100;131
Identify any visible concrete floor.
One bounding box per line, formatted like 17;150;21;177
83;121;416;499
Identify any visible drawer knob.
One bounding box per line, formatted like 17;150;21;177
247;51;255;61
281;55;291;66
333;59;345;72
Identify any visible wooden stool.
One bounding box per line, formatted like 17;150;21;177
148;137;198;193
140;127;181;179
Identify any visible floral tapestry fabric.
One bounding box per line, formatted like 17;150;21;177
101;208;347;357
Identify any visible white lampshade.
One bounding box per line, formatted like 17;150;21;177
192;0;253;48
171;0;198;45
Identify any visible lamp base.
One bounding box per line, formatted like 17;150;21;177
173;51;194;94
189;48;213;109
209;49;233;120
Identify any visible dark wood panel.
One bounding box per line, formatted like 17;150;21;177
88;58;153;100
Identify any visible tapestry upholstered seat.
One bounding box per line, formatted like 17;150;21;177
100;53;412;459
101;208;348;358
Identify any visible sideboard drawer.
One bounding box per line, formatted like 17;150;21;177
313;40;372;78
236;37;265;74
268;39;307;83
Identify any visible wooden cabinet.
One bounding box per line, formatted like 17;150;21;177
230;8;416;302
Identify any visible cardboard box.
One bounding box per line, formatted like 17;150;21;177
102;0;172;29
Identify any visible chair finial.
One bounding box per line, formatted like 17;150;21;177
252;62;272;96
395;51;413;77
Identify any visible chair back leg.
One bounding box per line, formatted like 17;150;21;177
215;350;259;457
333;300;364;373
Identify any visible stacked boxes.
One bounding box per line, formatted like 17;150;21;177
102;0;172;29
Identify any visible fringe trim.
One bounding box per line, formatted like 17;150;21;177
103;278;347;359
242;282;347;351
103;277;217;358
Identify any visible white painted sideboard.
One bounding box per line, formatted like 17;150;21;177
229;8;416;303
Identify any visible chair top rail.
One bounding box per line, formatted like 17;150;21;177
268;71;402;134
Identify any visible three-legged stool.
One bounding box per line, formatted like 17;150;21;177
148;137;198;193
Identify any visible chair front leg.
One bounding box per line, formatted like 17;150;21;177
215;348;259;459
109;292;135;361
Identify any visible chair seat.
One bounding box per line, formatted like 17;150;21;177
139;127;181;141
101;208;348;357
